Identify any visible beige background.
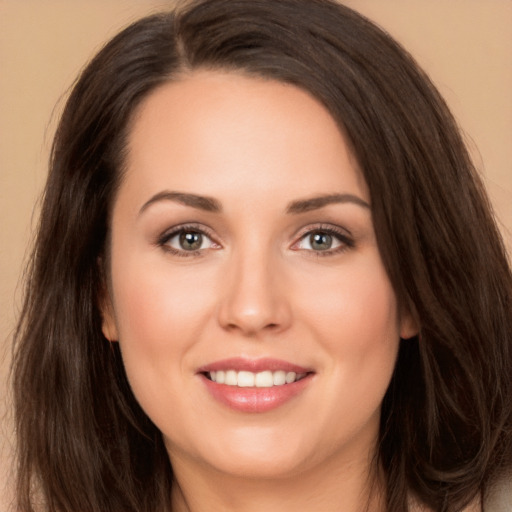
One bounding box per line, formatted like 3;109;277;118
1;1;511;510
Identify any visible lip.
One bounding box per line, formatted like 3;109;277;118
197;357;314;413
197;357;312;374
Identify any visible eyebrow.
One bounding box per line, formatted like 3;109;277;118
139;191;222;215
139;191;370;216
286;193;370;214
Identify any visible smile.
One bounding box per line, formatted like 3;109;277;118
207;370;308;387
198;358;314;413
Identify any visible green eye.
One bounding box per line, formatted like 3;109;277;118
293;227;353;255
160;227;217;255
309;232;333;251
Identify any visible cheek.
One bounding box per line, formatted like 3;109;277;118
109;253;219;406
109;256;219;430
112;256;211;344
295;254;400;392
299;259;400;437
301;257;399;342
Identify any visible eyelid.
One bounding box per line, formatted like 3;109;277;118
291;223;355;254
157;223;221;256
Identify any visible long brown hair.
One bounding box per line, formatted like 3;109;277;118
12;1;512;510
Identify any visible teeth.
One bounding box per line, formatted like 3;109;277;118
255;371;273;387
273;370;286;386
238;371;255;387
285;371;297;384
225;370;237;386
207;370;307;387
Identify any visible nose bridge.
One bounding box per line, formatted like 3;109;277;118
218;240;290;335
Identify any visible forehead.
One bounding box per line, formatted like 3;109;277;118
120;70;368;208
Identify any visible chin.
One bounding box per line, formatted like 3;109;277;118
167;425;320;479
207;450;313;480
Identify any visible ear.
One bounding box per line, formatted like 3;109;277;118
100;295;119;342
399;304;420;340
98;277;119;342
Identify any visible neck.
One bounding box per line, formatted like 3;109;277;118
170;446;386;512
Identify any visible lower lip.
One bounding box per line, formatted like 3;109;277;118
201;374;313;413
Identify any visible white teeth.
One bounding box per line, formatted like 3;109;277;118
255;370;273;387
225;370;237;386
285;371;297;384
208;369;306;387
272;370;286;386
237;371;255;387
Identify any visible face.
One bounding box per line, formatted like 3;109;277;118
102;71;416;481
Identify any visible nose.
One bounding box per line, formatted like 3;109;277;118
217;249;292;337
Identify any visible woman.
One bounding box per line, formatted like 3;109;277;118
12;0;512;511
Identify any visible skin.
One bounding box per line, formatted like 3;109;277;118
102;70;418;512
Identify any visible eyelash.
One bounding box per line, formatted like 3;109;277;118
292;224;355;257
157;223;219;258
156;223;355;257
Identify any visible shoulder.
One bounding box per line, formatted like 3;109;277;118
408;494;480;512
486;473;512;512
408;474;511;512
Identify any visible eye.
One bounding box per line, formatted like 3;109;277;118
158;226;219;255
304;232;338;251
293;227;354;254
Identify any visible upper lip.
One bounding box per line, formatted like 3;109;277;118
197;357;312;374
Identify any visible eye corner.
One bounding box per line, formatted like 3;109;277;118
291;224;355;256
156;223;221;257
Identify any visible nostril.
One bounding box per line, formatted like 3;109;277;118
225;321;280;335
217;289;292;335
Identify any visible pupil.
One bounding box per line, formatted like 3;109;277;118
179;231;202;250
311;232;332;251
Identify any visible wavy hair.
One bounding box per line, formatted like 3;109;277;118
12;1;512;510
